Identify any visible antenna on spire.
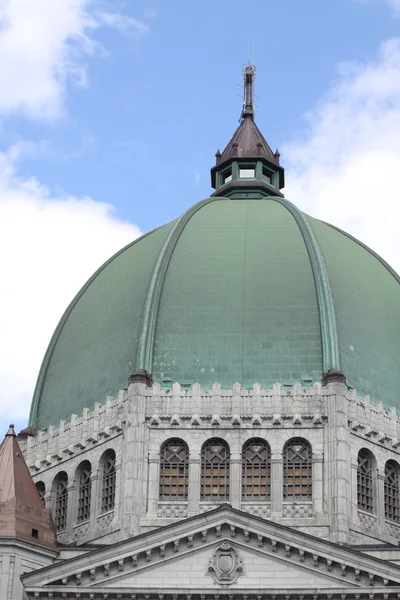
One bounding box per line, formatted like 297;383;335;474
241;63;255;121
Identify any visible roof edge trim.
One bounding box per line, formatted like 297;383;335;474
323;221;400;285
29;226;162;429
270;198;341;373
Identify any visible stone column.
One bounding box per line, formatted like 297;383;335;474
188;456;200;515
377;470;385;529
147;453;159;517
230;452;241;509
121;384;148;538
312;452;323;515
65;481;75;542
325;378;352;544
89;472;99;529
351;458;359;522
271;453;282;517
44;489;52;510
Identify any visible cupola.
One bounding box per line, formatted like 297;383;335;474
211;65;285;198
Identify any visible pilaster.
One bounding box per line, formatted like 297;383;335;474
230;452;241;509
271;453;283;517
188;457;200;515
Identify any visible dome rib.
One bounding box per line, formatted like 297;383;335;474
137;197;224;374
137;195;340;380
271;198;341;374
29;227;161;429
323;222;400;284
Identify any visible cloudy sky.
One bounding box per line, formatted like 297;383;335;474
0;0;400;434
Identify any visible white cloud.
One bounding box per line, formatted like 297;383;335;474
0;145;141;424
284;38;400;274
0;0;147;431
0;0;149;120
383;0;400;14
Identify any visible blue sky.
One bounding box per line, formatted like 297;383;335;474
1;0;400;435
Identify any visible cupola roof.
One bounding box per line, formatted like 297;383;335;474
211;65;284;193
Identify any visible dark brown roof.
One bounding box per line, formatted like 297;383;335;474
0;425;57;550
216;114;278;167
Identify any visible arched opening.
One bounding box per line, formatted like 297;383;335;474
100;449;116;513
76;460;92;522
283;438;312;500
35;481;46;507
357;448;376;513
241;438;271;499
159;439;189;500
201;438;230;500
52;471;68;532
385;459;400;522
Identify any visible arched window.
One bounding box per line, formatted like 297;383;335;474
101;449;116;513
201;439;230;500
53;472;68;532
357;449;375;513
283;438;312;500
35;481;46;507
76;461;92;522
385;460;400;523
242;439;271;499
159;439;189;500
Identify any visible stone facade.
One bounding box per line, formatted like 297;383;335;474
19;378;400;548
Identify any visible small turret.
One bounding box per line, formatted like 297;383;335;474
210;64;285;197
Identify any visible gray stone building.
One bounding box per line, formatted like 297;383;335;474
1;65;400;599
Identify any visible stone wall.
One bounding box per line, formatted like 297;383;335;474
19;380;400;546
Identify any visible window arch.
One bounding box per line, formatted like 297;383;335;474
101;449;116;513
242;438;271;499
385;460;400;523
357;448;375;513
35;481;46;507
53;472;68;532
201;438;230;500
159;439;189;500
76;460;92;522
283;438;312;500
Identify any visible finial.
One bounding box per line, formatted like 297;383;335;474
274;148;281;164
241;64;255;120
6;424;16;437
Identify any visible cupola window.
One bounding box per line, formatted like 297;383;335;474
262;166;273;184
159;438;189;499
222;168;232;185
239;166;255;178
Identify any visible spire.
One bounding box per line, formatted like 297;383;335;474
210;65;285;196
242;64;255;119
0;424;57;549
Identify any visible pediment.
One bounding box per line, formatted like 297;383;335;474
22;505;400;599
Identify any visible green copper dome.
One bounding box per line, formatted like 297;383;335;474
29;67;400;429
29;195;400;430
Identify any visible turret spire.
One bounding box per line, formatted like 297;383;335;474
242;64;255;120
211;65;285;197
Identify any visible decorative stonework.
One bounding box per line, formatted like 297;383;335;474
282;503;313;518
208;542;243;585
157;502;188;518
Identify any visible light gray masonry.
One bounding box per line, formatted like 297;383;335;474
19;378;400;547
